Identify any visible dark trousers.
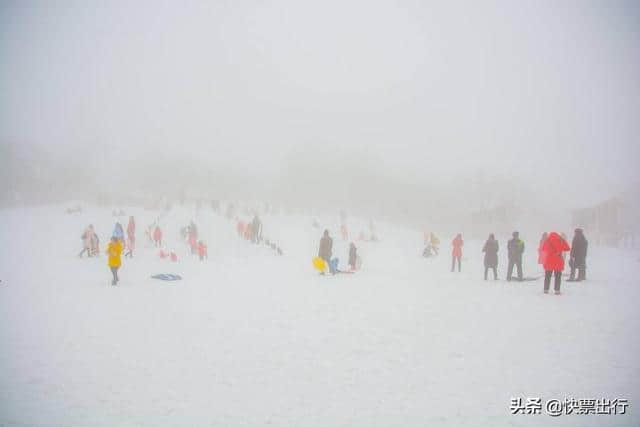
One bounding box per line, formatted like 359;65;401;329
569;266;586;281
110;267;119;285
507;259;523;281
451;255;461;272
484;266;497;280
544;270;561;292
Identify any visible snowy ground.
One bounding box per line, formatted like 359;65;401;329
1;204;639;427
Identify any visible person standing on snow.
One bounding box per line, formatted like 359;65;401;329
125;216;136;258
569;228;588;281
451;233;463;272
507;231;525;281
318;230;333;264
542;232;571;294
430;232;440;255
153;225;163;247
251;215;262;244
107;236;123;286
538;232;548;267
197;240;208;261
341;224;349;241
482;233;499;280
348;242;358;271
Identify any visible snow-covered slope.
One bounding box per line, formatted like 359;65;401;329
0;204;638;427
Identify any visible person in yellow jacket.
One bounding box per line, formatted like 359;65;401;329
107;236;123;286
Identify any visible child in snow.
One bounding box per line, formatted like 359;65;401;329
198;241;208;261
79;225;95;257
107;236;123;286
112;222;125;243
153;226;163;247
541;232;571;295
451;234;463;272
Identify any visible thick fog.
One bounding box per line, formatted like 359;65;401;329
1;1;639;226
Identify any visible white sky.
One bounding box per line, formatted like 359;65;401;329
1;0;639;209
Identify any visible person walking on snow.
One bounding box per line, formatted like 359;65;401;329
538;232;548;266
318;230;333;264
107;236;123;286
451;233;463;272
348;242;358;271
569;228;588;281
153;225;163;247
541;232;571;294
507;231;525;281
79;225;96;257
127;216;135;239
482;233;499;280
341;224;348;241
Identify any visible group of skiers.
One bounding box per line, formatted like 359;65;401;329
318;229;359;274
477;228;588;294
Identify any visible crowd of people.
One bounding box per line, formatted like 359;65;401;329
317;229;359;275
79;206;590;294
444;228;588;295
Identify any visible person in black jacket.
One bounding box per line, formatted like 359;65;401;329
569;228;588;281
507;231;525;281
348;242;358;271
318;230;333;263
482;233;499;280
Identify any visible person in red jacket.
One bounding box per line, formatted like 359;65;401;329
236;220;245;238
153;226;163;247
537;232;548;266
451;233;463;272
197;240;208;261
542;232;571;295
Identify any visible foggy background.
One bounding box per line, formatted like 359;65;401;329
1;0;639;228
